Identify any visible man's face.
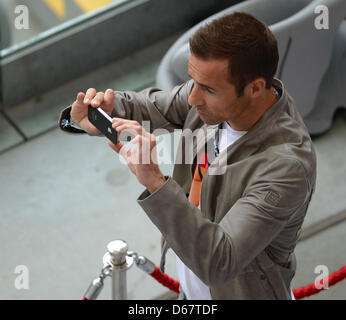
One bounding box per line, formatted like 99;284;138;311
188;54;249;126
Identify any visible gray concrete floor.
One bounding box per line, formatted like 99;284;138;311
1;33;346;299
292;220;346;300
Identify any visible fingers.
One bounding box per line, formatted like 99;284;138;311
110;119;156;166
83;88;97;105
104;89;115;109
80;88;114;114
91;91;104;108
80;88;105;108
108;141;132;164
71;88;113;135
130;134;142;145
108;141;124;154
112;118;149;137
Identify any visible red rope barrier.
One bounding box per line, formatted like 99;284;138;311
292;265;346;300
150;266;180;294
149;264;346;299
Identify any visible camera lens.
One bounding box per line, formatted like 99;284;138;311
93;111;97;121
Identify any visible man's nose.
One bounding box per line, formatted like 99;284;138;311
188;85;204;106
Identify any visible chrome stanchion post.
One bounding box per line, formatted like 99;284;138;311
103;240;134;300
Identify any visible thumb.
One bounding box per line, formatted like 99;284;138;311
108;141;123;154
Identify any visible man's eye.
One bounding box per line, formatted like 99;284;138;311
206;88;214;94
202;86;214;94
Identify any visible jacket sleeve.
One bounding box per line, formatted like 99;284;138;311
137;158;310;287
58;80;193;135
111;80;193;133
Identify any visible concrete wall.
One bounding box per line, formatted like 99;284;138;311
0;0;241;108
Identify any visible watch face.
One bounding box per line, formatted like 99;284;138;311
60;118;84;133
61;119;69;128
88;106;118;145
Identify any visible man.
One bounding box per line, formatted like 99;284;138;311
60;12;316;299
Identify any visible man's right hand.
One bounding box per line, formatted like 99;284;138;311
71;88;115;135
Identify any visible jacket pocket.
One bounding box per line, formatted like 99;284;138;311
254;251;294;300
254;257;278;299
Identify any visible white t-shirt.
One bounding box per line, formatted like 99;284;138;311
176;122;247;300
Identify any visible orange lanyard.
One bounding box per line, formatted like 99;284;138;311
188;152;209;207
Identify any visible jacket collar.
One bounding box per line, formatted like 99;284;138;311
192;78;287;163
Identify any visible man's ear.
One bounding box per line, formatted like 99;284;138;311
244;78;266;98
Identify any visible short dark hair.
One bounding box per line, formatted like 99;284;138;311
189;12;279;96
